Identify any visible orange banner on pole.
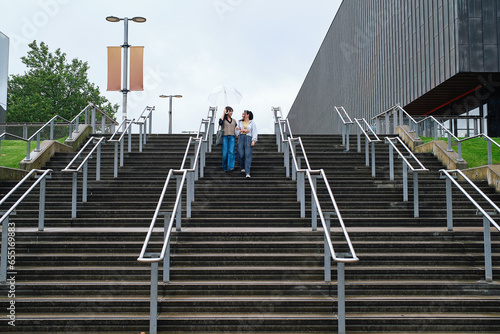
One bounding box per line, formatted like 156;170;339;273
107;46;121;91
129;46;144;91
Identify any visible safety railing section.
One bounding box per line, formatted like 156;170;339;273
385;137;429;217
354;117;381;177
274;107;358;334
0;169;52;282
0;103;117;162
335;106;354;152
372;104;500;165
61;136;106;218
108;118;135;178
135;106;155;152
440;169;500;282
137;109;212;334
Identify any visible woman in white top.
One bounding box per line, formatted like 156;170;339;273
235;110;257;178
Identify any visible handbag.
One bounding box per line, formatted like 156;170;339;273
215;125;224;146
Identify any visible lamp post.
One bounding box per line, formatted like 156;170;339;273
159;95;182;134
106;15;146;123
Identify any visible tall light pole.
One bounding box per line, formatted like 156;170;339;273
159;95;182;134
106;15;146;123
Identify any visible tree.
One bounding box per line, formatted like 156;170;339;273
7;40;118;122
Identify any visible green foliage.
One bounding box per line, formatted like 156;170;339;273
420;137;500;168
7;40;118;122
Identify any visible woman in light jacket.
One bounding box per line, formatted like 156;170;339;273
219;106;237;172
236;110;257;178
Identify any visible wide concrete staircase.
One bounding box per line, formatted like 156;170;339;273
0;132;499;333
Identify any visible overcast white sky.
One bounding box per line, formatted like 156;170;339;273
1;0;342;134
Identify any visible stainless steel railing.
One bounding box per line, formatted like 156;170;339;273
354;117;381;177
108;118;135;178
385;136;429;217
61;136;106;218
0;168;52;282
274;106;358;334
135;106;155;152
335;106;354;151
440;169;500;281
137;107;215;334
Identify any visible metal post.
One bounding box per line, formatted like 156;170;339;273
365;139;369;167
139;123;143;153
96;144;101;181
200;141;205;178
385;114;390;135
50;120;54;140
120;138;124;167
0;217;8;282
38;177;46;231
446;177;453;231
345;124;350;152
186;172;192;219
488;140;492;165
114;142;119;178
371;142;375;177
176;175;182;231
483;215;493;282
337;259;346;334
324;213;331;282
284;141;290;178
457;141;463;161
311;175;317;231
71;172;78;218
389;143;394;181
150;262;158;334
162;213;171;282
402;162;408;202
357;127;361;153
298;171;305;218
413;172;419;218
82;162;88;203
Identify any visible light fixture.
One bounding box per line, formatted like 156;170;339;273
160;95;183;134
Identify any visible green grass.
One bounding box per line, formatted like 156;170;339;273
0;137;67;169
420;136;500;168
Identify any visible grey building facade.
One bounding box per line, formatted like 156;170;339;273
288;0;500;136
0;31;8;123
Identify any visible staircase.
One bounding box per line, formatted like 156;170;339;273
0;132;498;333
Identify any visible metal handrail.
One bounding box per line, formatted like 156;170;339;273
135;106;155;151
440;168;499;281
61;136;106;218
457;134;500;165
354;118;381;177
274;109;359;334
108;118;135;178
335;106;353;151
0;169;52;281
137;111;213;334
385;136;429;217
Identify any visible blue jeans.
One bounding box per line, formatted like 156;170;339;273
221;135;235;171
237;134;253;174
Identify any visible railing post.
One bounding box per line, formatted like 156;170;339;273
311;175;317;231
447;133;453;151
345;124;350;152
186;172;193;219
389;143;394;181
298;170;305;218
487;140;492;165
150;261;159;334
68;122;73;140
96;144;101;181
120;138;124;167
82;162;88;203
114;142;119;178
403;162;408;202
284;141;290;178
457;141;463;161
35;133;41;152
101;114;106;134
337;256;346;334
413;172;419;218
324;213;331;282
50;119;54;140
357;126;361;153
393;109;398;134
365;139;369;167
162;213;172;282
71;172;78;218
385;113;390;135
176;175;182;231
483;215;493;282
200;141;205;178
38;176;46;231
371;141;376;177
139;123;144;153
128;122;133;153
92;106;96;130
445;177;453;231
26;140;31;161
0;216;9;282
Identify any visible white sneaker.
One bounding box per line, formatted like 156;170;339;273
241;169;245;173
246;174;251;178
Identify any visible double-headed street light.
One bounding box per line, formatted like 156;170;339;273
106;16;146;123
159;95;182;134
